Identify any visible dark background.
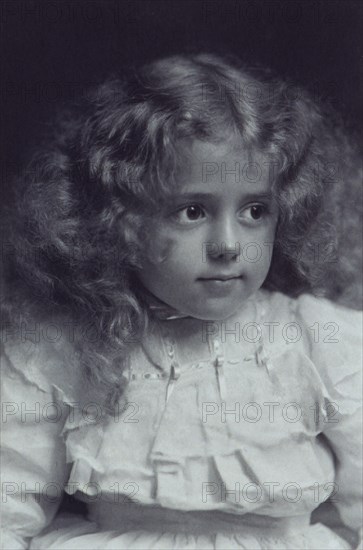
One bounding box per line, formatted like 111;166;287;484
1;0;362;172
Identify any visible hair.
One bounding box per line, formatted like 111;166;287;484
2;53;362;409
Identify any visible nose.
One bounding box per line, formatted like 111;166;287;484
206;217;241;262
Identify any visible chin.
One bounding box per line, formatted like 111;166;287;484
189;304;240;322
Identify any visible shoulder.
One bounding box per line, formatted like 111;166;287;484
295;292;362;332
262;290;362;406
1;315;83;401
258;290;362;414
258;288;362;337
257;288;362;367
294;293;362;367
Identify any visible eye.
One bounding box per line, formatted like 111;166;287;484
172;204;206;224
240;204;268;222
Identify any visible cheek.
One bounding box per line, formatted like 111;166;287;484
240;226;275;273
141;237;196;286
152;231;203;266
238;247;271;279
144;228;176;264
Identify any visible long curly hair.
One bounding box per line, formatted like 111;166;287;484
2;53;362;407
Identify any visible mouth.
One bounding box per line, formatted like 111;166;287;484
198;275;242;282
196;275;243;296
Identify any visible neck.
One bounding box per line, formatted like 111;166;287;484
137;285;191;321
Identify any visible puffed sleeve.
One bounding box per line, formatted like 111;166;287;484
0;332;79;549
297;294;362;548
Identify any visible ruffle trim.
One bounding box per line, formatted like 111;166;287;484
28;514;353;550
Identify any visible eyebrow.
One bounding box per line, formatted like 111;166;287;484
170;191;274;202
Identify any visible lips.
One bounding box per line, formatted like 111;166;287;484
196;275;243;297
198;274;242;281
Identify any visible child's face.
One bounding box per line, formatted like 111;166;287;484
137;140;278;320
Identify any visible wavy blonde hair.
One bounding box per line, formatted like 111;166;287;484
2;53;362;408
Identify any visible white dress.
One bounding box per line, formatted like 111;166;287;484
1;290;362;549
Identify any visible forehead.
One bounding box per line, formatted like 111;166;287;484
175;139;271;192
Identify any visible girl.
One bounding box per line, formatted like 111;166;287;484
1;53;362;550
